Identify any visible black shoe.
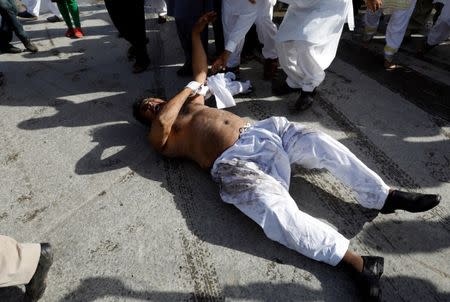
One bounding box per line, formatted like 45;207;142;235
158;15;167;24
294;89;316;111
0;44;22;53
46;15;62;23
133;57;150;73
23;41;38;53
18;11;38;20
127;46;136;60
271;79;301;96
381;190;441;214
358;256;384;302
24;243;53;302
176;63;193;77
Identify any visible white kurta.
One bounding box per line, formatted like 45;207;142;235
211;117;390;266
222;0;278;68
428;0;450;45
276;0;352;91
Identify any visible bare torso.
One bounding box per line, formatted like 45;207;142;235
150;102;248;169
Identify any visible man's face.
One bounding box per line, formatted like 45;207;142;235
139;98;166;122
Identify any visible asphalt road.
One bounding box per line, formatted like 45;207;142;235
0;2;449;302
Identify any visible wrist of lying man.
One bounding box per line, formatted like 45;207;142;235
186;81;204;96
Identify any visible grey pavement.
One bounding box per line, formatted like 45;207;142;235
0;2;449;301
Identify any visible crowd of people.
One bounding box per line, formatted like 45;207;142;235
0;1;448;301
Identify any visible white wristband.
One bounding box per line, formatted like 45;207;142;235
185;81;202;95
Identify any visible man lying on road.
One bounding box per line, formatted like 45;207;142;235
133;12;441;301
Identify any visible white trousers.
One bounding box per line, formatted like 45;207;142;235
211;117;390;266
364;0;417;57
24;0;61;17
276;38;341;92
222;0;278;68
428;1;450;45
0;235;40;287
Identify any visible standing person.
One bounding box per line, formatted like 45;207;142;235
17;0;62;22
132;13;441;301
166;0;213;77
211;0;279;80
104;0;150;73
0;0;38;53
363;0;418;69
272;0;360;111
0;235;53;301
419;0;450;54
56;0;83;38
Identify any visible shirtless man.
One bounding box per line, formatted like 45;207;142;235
133;12;441;301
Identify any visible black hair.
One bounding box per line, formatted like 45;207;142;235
132;98;151;127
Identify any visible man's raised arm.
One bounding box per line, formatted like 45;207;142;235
191;11;217;84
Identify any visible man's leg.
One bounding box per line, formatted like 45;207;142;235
282;122;440;213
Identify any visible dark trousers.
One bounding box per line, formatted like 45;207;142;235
175;16;208;66
104;0;148;60
0;0;28;48
212;0;224;54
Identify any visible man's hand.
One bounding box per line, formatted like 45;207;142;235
366;0;382;12
211;51;230;74
192;11;217;34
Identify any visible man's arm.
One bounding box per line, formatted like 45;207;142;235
192;12;217;85
148;12;217;152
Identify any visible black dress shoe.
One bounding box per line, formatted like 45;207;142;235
18;11;38;20
381;190;441;214
271;79;301;96
24;243;53;302
358;256;384;302
133;57;150;73
46;15;62;23
0;44;22;53
294;89;316;111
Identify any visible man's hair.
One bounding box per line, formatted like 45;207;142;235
132;99;151;127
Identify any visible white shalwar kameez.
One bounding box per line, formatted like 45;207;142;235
276;0;353;92
222;0;278;68
428;0;450;45
364;0;417;60
211;117;390;266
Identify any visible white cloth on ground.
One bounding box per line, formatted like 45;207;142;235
276;0;352;91
211;117;390;266
23;0;61;17
205;72;251;109
428;0;450;45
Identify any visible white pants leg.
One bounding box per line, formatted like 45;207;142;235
24;0;41;16
0;235;40;287
282;122;390;209
276;40;326;92
254;2;278;60
213;160;350;266
428;1;450;45
44;0;61;17
384;0;417;56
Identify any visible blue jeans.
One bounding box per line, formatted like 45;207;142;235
0;0;29;48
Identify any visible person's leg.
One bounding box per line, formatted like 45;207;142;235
57;0;74;29
212;0;224;54
24;0;40;17
45;0;62;19
66;0;80;28
363;8;382;43
427;1;450;46
0;235;41;287
384;0;417;64
282;123;390;210
0;4;14;49
127;0;149;73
